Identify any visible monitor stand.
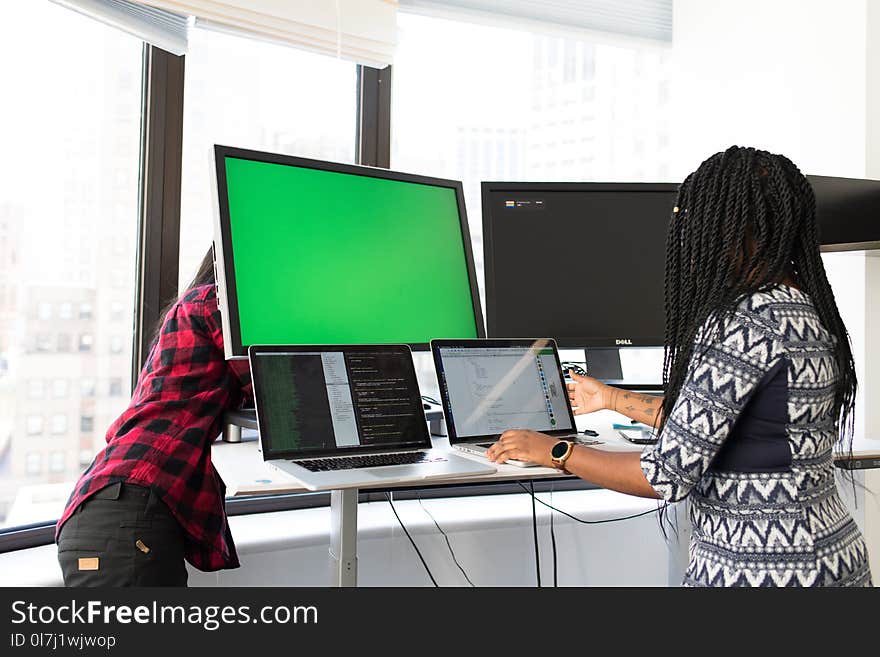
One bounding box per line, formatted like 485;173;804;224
584;347;624;381
221;408;257;443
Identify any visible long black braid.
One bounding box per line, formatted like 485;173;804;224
658;146;857;455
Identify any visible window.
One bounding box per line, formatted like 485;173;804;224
80;415;94;433
108;378;123;397
0;3;141;528
34;334;53;353
109;335;124;354
178;26;358;291
49;451;65;474
27;380;45;399
25;453;42;476
110;301;124;321
57;333;72;352
78;450;94;468
26;416;44;436
52;379;69;399
80;378;96;398
50;414;68;435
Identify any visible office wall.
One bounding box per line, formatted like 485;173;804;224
671;0;880;578
670;0;867;179
669;0;872;432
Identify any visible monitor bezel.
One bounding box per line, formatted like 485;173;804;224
807;174;880;251
480;181;678;349
430;337;579;445
248;343;432;461
213;145;486;359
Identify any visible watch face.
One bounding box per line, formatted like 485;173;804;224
551;441;569;459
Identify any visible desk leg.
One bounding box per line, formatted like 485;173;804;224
329;489;358;587
666;500;692;587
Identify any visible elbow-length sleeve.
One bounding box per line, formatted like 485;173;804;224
640;301;784;502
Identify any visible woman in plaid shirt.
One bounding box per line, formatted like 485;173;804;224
56;248;252;586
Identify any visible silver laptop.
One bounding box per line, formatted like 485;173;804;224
431;338;600;467
249;344;496;491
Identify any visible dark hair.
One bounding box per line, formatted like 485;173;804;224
150;245;215;344
659;146;857;452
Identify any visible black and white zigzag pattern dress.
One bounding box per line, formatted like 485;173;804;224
640;284;873;587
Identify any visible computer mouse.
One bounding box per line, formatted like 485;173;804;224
423;403;432;410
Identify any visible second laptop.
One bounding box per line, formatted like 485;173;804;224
431;338;599;467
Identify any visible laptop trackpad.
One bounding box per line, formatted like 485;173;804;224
366;465;431;479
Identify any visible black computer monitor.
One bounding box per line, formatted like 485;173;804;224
213;146;485;358
808;175;880;251
482;182;677;349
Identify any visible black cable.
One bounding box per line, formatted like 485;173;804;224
417;492;476;587
385;492;438;587
516;482;666;524
549;485;558;587
529;480;541;587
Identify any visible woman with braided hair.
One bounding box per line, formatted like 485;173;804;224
487;145;872;587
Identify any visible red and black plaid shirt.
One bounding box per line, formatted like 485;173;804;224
55;284;252;571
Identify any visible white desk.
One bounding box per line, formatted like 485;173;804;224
212;411;880;586
212;411;664;586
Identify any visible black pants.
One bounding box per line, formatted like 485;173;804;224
57;482;188;587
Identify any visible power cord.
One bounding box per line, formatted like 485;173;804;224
385;492;438;587
529;480;541;587
549;485;558;587
516;482;666;524
417;492;476;587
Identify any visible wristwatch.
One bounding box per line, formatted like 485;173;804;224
550;440;575;472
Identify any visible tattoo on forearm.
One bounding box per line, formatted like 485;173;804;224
618;392;661;426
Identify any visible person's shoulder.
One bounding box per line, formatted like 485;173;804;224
179;283;216;306
695;287;785;347
733;284;811;328
170;284;218;330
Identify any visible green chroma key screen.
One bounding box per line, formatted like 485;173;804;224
222;156;480;347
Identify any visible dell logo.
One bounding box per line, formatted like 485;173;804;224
615;339;633;345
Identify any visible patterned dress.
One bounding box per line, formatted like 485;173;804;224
641;284;873;586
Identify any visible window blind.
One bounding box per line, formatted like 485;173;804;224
52;0;398;67
142;0;398;67
399;0;673;42
51;0;190;55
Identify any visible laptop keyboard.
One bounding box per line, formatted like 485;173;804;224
293;451;436;472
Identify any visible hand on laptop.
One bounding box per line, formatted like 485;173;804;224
486;430;557;467
567;370;611;415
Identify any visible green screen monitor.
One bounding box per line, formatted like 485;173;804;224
212;145;485;358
